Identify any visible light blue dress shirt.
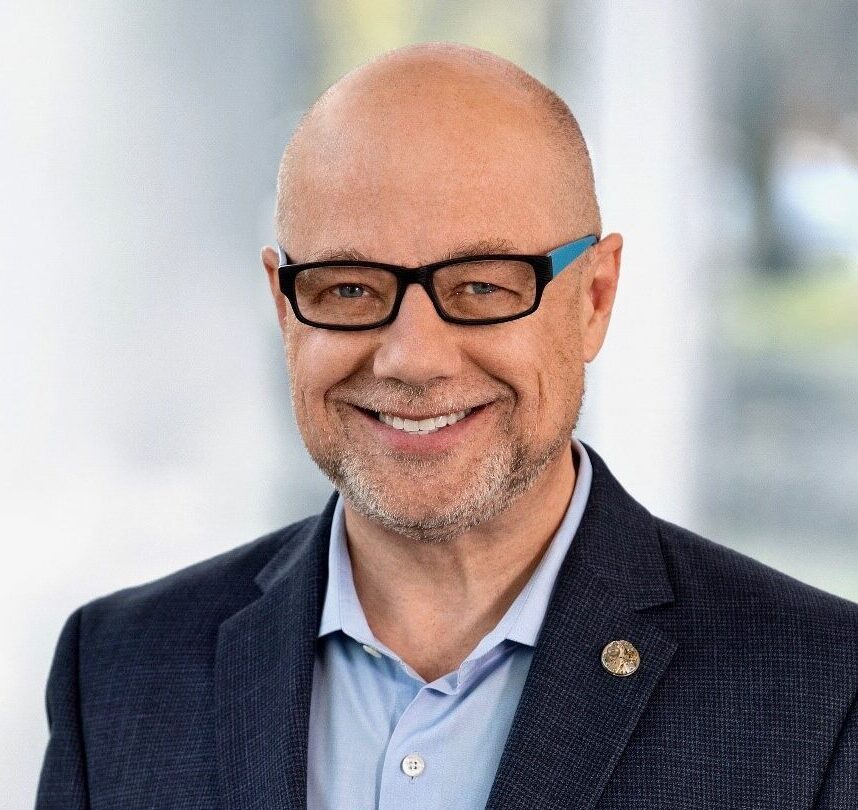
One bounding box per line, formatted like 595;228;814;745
307;438;593;810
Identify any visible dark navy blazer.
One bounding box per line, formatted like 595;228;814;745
36;444;858;809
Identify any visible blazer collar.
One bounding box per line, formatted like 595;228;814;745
485;443;677;809
215;442;676;810
215;496;336;810
563;442;674;611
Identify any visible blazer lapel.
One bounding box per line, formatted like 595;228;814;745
486;444;678;810
215;498;336;810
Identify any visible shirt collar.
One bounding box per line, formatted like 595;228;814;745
317;437;593;653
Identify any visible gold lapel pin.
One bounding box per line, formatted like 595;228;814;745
601;639;640;676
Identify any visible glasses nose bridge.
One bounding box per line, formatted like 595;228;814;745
391;264;446;321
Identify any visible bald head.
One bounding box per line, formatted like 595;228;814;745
277;43;600;260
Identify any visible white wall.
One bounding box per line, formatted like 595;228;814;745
564;0;709;526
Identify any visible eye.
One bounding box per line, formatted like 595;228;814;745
334;284;366;298
462;281;500;295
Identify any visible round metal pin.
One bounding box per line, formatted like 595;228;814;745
601;639;640;676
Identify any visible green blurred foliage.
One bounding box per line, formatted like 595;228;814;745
724;266;858;361
311;0;552;91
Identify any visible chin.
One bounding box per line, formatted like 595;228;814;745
346;493;490;545
322;441;559;544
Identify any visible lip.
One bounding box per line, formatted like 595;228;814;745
348;403;490;453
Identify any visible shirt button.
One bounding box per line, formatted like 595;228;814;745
401;753;425;778
361;644;383;658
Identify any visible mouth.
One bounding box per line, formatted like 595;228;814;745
352;405;483;436
377;407;473;435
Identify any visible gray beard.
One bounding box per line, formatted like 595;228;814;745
309;425;573;545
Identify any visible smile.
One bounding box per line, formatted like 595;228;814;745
376;408;473;435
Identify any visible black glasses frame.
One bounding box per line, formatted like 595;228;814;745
277;251;556;331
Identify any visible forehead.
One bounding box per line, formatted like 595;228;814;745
284;78;564;263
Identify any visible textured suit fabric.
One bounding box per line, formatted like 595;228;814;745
36;444;858;809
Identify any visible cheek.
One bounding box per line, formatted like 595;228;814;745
495;309;582;426
286;325;372;414
471;328;554;417
535;280;584;372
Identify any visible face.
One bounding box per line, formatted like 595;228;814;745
264;65;620;543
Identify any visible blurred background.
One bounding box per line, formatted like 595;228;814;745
2;0;857;803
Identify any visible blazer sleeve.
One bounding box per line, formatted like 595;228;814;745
814;689;858;809
35;608;90;810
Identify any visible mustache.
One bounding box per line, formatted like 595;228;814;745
329;377;511;414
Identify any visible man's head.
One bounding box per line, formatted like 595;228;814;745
263;43;622;543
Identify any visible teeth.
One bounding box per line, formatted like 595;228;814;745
378;408;473;434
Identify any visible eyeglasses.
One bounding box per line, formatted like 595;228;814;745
276;234;599;331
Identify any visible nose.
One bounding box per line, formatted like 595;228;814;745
372;283;463;386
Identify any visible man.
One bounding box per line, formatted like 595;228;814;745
37;43;857;810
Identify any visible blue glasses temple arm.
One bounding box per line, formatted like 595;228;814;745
548;235;598;277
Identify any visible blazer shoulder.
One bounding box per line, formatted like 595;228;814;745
654;516;858;630
78;512;324;639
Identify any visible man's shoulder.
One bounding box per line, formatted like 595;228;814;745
77;512;325;643
653;515;858;633
584;442;857;632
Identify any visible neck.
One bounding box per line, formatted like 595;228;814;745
342;442;576;682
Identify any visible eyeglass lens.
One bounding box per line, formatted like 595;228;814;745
293;259;537;326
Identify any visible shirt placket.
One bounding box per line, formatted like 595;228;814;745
378;673;453;810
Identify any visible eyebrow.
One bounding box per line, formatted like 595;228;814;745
302;238;521;264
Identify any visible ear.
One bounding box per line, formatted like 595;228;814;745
580;232;622;362
261;245;291;327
